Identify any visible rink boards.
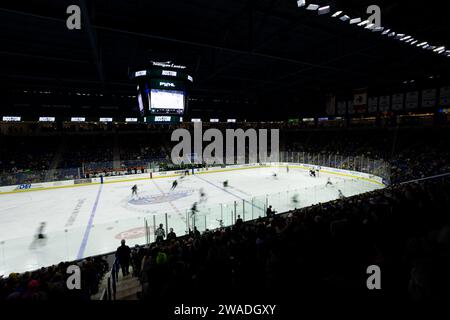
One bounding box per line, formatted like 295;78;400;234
0;162;385;195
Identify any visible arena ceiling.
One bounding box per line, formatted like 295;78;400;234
1;0;450;118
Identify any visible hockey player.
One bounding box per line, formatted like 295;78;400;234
30;222;47;249
190;202;198;218
309;169;316;177
338;189;345;199
131;184;138;197
199;188;207;204
171;179;178;190
286;165;289;173
223;180;228;188
272;172;278;179
326;178;333;187
315;166;321;177
37;222;46;240
291;194;299;205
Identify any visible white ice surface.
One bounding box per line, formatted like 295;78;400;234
0;167;383;275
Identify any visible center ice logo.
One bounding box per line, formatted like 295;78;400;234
128;190;193;205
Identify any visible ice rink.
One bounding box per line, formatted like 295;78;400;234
0;166;384;275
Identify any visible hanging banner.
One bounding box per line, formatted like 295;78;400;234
368;97;378;113
379;95;391;111
391;93;404;111
337;101;347;115
422;89;437;108
405;91;419;109
439;86;450;106
353;88;368;113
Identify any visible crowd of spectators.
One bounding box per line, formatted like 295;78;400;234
130;176;450;303
0;256;109;301
1;123;449;186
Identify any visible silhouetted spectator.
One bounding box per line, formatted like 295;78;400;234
116;239;131;277
155;224;165;243
167;228;177;241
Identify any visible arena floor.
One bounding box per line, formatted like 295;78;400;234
0;166;384;275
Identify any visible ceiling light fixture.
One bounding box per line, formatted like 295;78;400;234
318;6;331;15
306;4;319;10
349;17;361;24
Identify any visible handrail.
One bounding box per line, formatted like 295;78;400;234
399;172;450;185
98;257;119;300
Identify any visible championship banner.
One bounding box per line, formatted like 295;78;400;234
439;86;450;106
379;95;391;112
353;88;368;113
368;97;378;113
325;94;336;115
347;100;354;115
337;101;347;115
405;91;419;109
391;93;404;111
422;88;437;108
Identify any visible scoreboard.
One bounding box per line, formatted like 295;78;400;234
131;62;193;122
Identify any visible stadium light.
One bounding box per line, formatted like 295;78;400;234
357;20;369;27
340;15;350;21
417;41;428;47
382;29;391;35
405;38;414;43
349;17;361;24
400;35;412;41
372;27;384;32
388;32;396;37
410;40;418;45
434;46;445;52
318;6;330;15
395;33;405;39
297;0;306;7
365;23;375;30
306;4;319;10
331;11;343;17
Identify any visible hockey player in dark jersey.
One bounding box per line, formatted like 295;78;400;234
131;184;138;196
37;222;46;240
30;222;47;249
199;188;207;204
171;179;178;190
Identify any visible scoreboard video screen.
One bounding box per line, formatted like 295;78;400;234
150;89;185;114
132;63;193;120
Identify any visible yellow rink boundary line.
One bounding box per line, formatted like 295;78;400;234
0;165;385;195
